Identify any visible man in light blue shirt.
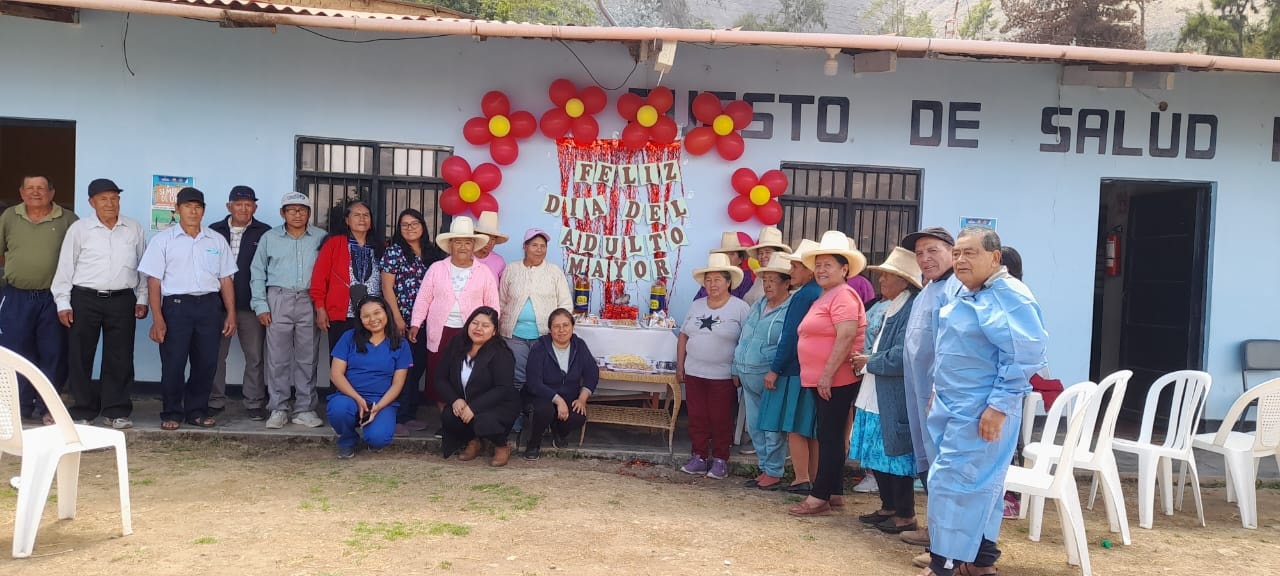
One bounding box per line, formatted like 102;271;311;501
250;191;326;429
138;187;237;430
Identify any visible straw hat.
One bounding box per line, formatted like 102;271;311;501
475;211;510;245
868;246;923;290
709;232;750;254
777;238;820;263
747;226;791;257
692;253;745;289
754;256;793;278
436;216;491;252
802;230;868;275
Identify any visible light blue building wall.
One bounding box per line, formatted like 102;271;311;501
2;11;1278;418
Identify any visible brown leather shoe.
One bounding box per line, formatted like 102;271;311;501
900;526;930;547
912;552;931;569
787;500;832;516
491;444;512;467
458;439;481;461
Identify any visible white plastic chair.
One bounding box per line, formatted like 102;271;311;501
1111;370;1212;529
1024;371;1133;545
1005;390;1096;575
1012;382;1095;538
0;346;133;558
1190;377;1280;529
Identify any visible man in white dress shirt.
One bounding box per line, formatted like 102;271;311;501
51;179;149;428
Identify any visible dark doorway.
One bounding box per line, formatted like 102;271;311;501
1090;180;1212;422
0;118;77;211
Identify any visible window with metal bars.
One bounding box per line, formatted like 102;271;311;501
295;137;452;240
778;162;922;280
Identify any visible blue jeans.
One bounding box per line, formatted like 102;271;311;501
0;286;66;416
740;371;787;478
327;393;397;450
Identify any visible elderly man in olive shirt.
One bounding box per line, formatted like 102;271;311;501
0;175;78;422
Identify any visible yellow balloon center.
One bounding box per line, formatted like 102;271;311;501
637;105;659;128
565;98;585;118
459;181;482;203
488;115;511;138
749;185;771;206
713;114;735;136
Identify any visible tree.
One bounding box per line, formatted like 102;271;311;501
1177;0;1280;58
1000;0;1145;48
858;0;936;37
733;0;828;32
431;0;598;25
593;0;719;28
958;0;1000;40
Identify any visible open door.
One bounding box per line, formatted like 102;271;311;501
0;117;76;211
1091;180;1212;421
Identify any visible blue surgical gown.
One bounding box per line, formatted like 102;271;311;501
902;271;962;473
926;270;1047;562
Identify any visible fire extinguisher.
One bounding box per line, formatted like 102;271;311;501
1104;226;1122;277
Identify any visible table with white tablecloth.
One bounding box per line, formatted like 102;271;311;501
573;325;681;453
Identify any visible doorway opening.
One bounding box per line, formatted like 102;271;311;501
0;117;77;211
1089;179;1212;423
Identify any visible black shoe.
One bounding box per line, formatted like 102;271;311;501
246;408;267;421
876;518;918;534
859;511;894;525
784;482;812;494
551;432;569;449
523;447;541;461
208;405;225;416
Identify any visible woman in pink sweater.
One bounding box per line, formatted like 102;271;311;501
408;216;500;406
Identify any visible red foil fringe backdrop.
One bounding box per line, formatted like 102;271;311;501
556;140;684;311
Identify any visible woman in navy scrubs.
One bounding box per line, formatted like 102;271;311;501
326;296;411;459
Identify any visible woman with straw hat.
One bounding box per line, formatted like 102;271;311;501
473;211;509;281
731;254;793;489
788;230;868;516
849;246;924;534
694;232;755;301
740;226;791;305
677;253;751;480
409;216;500;412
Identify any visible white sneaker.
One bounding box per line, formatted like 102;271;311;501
265;410;290;429
853;474;879;493
292;411;324;428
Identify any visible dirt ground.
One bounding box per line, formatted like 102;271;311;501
1;437;1277;576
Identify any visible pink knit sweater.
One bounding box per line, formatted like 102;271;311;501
409;259;500;352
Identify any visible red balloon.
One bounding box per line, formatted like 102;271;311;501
684;126;716;156
490;138;519;165
472;163;502;191
441;156;472;185
760;169;789;195
440;188;467;216
716;132;745;161
737;231;756;248
648;86;674;112
540;109;571;139
725;100;754;129
480;91;510;117
650;117;678;144
548;79;577;107
571;116;599;145
472;192;499;215
731;168;758;195
580;86;607;114
620;123;648;149
617;92;643;120
727;196;755;222
509;111;537;139
757;201;783;225
463;117;492;145
691;92;724;125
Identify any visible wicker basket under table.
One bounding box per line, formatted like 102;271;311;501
580;369;682;455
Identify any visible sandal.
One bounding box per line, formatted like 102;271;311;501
787;500;832;516
185;416;217;428
161;420;181;431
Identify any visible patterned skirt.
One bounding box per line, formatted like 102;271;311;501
758;375;818;438
849;409;916;477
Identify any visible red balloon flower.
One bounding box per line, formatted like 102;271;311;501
440;156;501;217
727;168;788;225
616;87;679;149
540;79;607;146
685;92;753;160
463;91;537;165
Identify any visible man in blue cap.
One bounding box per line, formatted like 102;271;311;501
209;185;271;419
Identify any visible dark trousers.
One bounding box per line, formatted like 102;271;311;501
525;397;587;451
67;288;136;420
158;294;222;422
439;406;511;457
812;383;859;501
327;318;354;354
0;285;65;416
685;375;738;461
931;538;1001;575
396;338;428;424
872;469;916;520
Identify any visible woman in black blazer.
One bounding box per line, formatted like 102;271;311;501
435;306;521;466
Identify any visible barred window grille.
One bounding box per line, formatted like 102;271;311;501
296;137;452;239
778;163;922;278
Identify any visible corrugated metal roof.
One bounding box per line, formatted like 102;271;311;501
151;0;526;22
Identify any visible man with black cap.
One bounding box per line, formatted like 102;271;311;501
0;175;77;423
51;179;149;428
899;226;964;560
209;185;271;418
138;187;238;430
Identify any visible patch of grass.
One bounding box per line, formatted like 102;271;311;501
355;471;404;491
1258;480;1280;490
438;561;453;570
464;483;542;517
299;497;332;512
784;494;804;503
344;521;470;551
131;478;155;487
193;536;218;545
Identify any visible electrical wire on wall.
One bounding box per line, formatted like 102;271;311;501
122;14;135;76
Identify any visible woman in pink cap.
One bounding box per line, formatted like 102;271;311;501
499;228;573;401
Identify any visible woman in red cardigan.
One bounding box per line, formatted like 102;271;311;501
310;201;384;355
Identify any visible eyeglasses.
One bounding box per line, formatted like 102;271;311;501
283;207;309;215
399;221;423;230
